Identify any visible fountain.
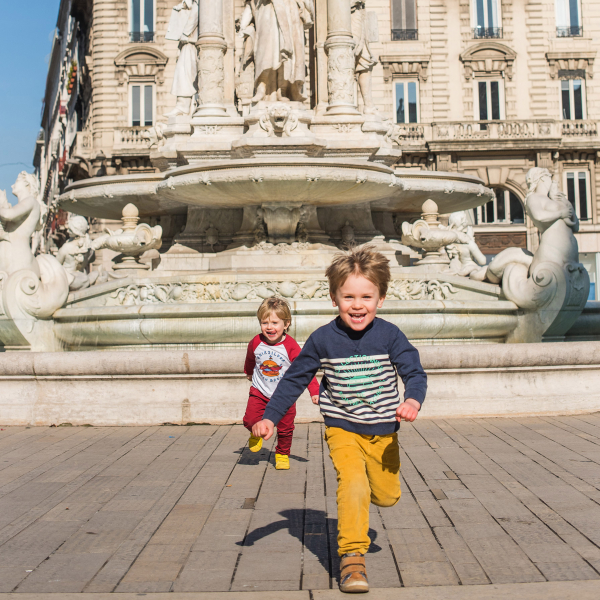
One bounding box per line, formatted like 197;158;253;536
0;0;593;354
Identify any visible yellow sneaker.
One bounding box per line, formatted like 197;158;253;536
248;435;263;453
275;453;290;470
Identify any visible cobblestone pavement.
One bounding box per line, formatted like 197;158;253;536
0;416;599;595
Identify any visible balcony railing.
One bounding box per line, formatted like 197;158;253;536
130;31;154;43
556;26;583;37
391;29;418;41
73;131;93;159
113;127;151;150
473;27;503;39
431;120;560;142
562;120;598;137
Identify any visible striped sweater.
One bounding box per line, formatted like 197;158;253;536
263;317;427;435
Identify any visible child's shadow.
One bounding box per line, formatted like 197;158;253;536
237;508;381;577
234;448;309;466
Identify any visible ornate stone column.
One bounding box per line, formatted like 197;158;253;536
325;0;360;116
195;0;228;117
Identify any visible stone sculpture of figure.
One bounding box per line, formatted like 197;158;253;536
0;172;47;277
481;168;579;284
165;0;199;117
446;211;488;279
235;16;256;111
56;215;110;291
351;1;378;115
239;0;315;103
473;167;588;342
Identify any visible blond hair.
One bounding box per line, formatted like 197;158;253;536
257;297;292;330
326;245;391;297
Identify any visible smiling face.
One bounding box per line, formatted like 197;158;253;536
332;273;385;332
260;310;289;345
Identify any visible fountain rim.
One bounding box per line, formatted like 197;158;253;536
62;163;488;195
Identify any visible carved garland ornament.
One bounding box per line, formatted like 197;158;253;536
107;279;457;306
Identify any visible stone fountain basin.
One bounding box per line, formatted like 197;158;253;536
60;159;494;220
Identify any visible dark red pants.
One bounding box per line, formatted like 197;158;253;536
243;391;296;456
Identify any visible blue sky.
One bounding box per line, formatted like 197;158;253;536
0;0;61;201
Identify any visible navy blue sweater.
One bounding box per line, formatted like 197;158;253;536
263;317;427;435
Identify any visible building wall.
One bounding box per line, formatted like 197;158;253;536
36;0;600;297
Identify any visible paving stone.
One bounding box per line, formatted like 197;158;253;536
174;550;240;592
16;552;111;592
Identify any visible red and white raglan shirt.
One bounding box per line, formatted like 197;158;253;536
244;334;320;401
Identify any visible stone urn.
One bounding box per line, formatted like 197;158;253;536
401;200;463;266
104;204;163;271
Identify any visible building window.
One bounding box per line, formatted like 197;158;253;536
472;0;502;38
131;84;154;127
565;171;591;221
556;0;583;37
474;189;525;224
561;79;586;120
131;0;154;42
391;0;418;41
473;188;525;225
394;81;419;124
475;79;504;127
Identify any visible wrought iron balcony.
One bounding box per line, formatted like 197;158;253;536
472;27;503;39
391;29;418;41
556;26;583;38
129;31;154;43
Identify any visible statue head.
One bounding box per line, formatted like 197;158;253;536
526;167;552;197
449;211;469;231
11;171;40;200
68;215;89;238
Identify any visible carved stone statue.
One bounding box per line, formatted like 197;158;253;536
0;172;69;349
166;0;199;117
56;216;110;291
446;211;488;279
239;0;315;103
478;168;589;342
0;172;48;277
351;1;378;115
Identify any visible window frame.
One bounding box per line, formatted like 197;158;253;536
129;0;156;42
391;0;418;41
474;189;525;225
393;79;420;124
560;78;587;120
129;82;155;127
471;0;503;32
564;170;592;222
473;77;505;123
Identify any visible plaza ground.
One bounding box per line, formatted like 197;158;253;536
0;416;599;598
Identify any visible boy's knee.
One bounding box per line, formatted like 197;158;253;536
371;491;401;508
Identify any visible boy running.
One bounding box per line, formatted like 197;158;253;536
252;247;427;593
243;297;319;470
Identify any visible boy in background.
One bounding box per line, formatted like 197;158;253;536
252;247;427;592
243;297;319;470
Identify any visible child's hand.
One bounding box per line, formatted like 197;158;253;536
246;375;252;381
252;419;275;440
396;398;420;423
311;395;319;405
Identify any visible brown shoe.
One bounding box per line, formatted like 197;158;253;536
339;553;369;593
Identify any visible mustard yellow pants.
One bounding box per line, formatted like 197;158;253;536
325;426;401;556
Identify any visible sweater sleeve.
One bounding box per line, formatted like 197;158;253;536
244;337;258;377
390;329;428;405
263;335;321;425
284;336;321;398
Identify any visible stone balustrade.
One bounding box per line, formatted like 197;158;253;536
389;119;599;147
113;126;151;151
